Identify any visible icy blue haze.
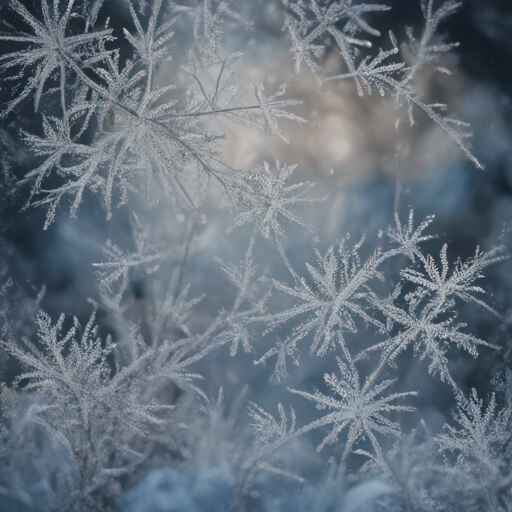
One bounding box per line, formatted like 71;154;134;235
0;0;511;511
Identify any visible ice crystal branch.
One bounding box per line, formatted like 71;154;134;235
0;306;178;507
283;0;482;167
363;244;505;389
228;160;317;241
435;388;512;510
0;0;113;115
283;0;391;84
289;356;417;461
2;0;303;225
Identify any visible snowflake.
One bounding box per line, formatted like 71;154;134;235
228;160;317;240
289;356;417;461
0;0;112;114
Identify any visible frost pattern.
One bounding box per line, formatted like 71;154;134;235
0;1;508;511
1;306;177;508
283;0;482;168
435;388;512;511
2;0;303;226
288;356;417;461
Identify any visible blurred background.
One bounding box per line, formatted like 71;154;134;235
1;0;512;506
